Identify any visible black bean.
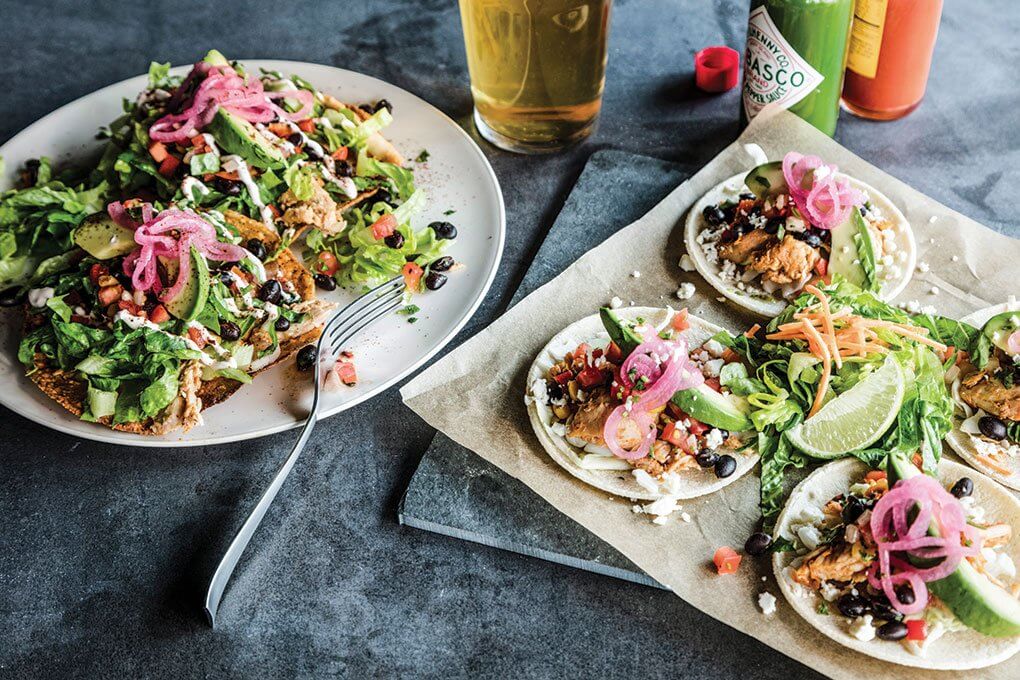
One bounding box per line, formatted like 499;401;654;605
314;273;337;291
304;145;323;162
274;316;291;332
246;239;267;260
702;205;727;226
794;230;822;247
360;102;376;114
0;286;26;307
334;160;353;177
211;177;242;196
744;532;772;556
374;99;393;114
950;477;974;498
545;380;564;401
895;584;916;606
219;321;241;342
714;454;737;478
287;132;304;146
695;448;718;468
876;621;908;641
429;221;458;240
869;595;902;622
979;415;1008;441
430;256;455;272
373;188;392;205
764;217;782;234
219;272;235;286
836;593;869;619
384;232;405;249
841;496;866;524
425;271;447;291
739;192;756;201
296;345;317;371
258;279;282;304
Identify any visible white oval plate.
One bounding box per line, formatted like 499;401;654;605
0;60;505;447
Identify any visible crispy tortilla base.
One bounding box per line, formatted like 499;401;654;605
26;210;330;435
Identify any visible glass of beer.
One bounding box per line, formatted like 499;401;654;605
458;0;613;154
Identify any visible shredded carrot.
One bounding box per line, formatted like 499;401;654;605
804;285;842;370
801;319;832;417
744;324;761;338
975;454;1012;476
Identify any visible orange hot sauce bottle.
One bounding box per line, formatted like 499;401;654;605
841;0;944;121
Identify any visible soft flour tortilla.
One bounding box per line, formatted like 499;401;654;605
684;172;916;317
26;210;330;435
526;306;759;501
773;457;1020;670
947;298;1020;490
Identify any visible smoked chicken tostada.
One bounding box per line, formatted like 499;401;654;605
18;203;333;435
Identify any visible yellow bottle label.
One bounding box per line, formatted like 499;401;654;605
847;0;888;79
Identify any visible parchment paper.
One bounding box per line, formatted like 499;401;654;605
400;109;1019;679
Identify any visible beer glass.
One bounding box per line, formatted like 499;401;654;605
458;0;612;153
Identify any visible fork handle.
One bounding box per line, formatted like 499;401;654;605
204;403;319;627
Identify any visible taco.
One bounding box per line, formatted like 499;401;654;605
18;203;333;435
526;306;759;501
684;151;915;317
773;454;1020;670
946;298;1020;489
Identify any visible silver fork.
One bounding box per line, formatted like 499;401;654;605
203;275;405;627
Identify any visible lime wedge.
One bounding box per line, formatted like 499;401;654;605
787;356;905;459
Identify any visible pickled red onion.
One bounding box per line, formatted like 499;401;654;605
149;62;313;144
602;326;704;460
114;202;247;302
866;474;982;615
1007;329;1020;355
781;151;863;230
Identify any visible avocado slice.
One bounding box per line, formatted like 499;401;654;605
671;384;753;432
829;207;877;291
887;452;1020;637
981;312;1020;355
744;161;787;200
206;108;284;170
203;49;229;67
163;247;210;322
599;307;643;357
73;212;138;260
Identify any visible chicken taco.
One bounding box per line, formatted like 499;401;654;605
773;453;1020;670
946;298;1020;489
526;306;759;502
17;202;332;435
684;151;915;317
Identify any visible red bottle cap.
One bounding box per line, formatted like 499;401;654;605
695;46;740;93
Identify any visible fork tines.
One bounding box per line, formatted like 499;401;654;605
322;276;405;356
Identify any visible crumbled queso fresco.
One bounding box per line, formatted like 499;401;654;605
758;592;777;617
676;282;696;300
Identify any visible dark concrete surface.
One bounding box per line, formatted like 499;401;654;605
1;1;1017;678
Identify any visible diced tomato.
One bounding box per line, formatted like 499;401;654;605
97;285;123;306
297;118;316;133
687;417;709;436
88;263;110;285
573;343;591;364
713;547;742;575
605;341;623;364
576;366;605;389
814;257;828;277
331;146;349;161
148;141;169;163
158;155;181;177
370;214;398;240
906;619;927;641
268;122;292;138
661;422;687;448
704;377;722;392
315;251;339;276
940;345;957;364
672;308;690;332
401;262;424;291
189;134;206;147
334;360;358;386
865;470;887;483
591;348;604;360
553;371;574;385
149;304;169;324
187;326;208;349
213;170;240;181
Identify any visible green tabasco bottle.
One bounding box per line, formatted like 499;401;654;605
740;0;854;136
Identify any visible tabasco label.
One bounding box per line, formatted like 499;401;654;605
742;6;824;121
